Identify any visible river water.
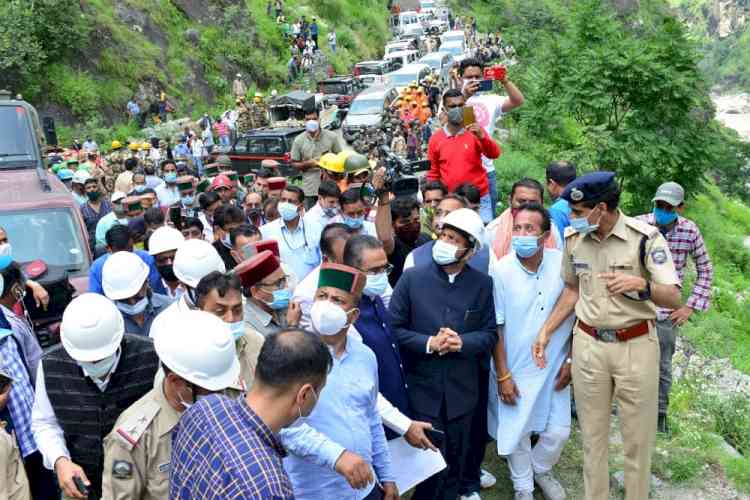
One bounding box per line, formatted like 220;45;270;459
713;92;750;141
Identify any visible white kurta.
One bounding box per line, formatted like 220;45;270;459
488;248;575;455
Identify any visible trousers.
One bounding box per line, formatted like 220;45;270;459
507;425;570;493
572;326;659;500
655;319;677;416
411;400;473;500
459;363;489;495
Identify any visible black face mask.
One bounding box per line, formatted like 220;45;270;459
157;264;177;282
86;191;101;202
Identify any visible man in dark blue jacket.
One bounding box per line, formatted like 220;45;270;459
390;208;497;500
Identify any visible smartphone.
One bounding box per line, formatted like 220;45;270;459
478;80;494;92
425;428;445;449
73;476;89;497
462;106;476;127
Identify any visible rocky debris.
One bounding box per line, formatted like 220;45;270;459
673;336;750;396
184;29;200;45
712;92;750;141
610;470;662;492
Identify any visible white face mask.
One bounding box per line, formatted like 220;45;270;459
0;243;11;258
310;300;350;336
78;349;119;379
116;296;149;316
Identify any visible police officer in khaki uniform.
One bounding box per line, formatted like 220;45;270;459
0;368;32;500
101;310;240;500
531;172;681;500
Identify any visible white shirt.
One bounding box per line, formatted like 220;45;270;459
155;183;180;207
303;203;339;230
466;93;506;173
31;354;122;470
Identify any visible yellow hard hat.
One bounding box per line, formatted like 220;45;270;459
254;92;263;98
142;142;151;150
111;140;122;150
317;152;344;173
128;142;141;151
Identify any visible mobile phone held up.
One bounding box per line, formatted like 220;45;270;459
463;106;476;127
483;65;507;81
477;80;494;92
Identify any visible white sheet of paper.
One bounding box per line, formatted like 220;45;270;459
387;437;447;493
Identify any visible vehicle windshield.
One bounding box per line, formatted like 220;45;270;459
421;57;441;70
322;82;349;95
349;99;385;115
389;72;421;87
386;45;408;55
440;45;464;57
357;65;384;76
443;35;464;44
0;106;37;166
0;208;89;276
421;1;435;8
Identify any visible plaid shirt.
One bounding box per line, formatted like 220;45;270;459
170;394;294;500
0;335;37;457
636;213;714;319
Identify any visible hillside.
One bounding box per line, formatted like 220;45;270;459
0;0;390;129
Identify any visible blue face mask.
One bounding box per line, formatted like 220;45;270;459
229;321;245;341
511;235;541;258
343;215;364;229
432;239;461;266
164;172;177;183
653;207;678;226
268;289;291;310
278;202;299;222
181;195;194;206
570;208;600;235
364;272;388;297
134;184;146;193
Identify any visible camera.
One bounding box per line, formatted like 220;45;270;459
377;145;430;197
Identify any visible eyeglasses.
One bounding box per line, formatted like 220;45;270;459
362;263;394;276
259;275;289;291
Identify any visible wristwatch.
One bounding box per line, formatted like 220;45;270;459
638;280;652;301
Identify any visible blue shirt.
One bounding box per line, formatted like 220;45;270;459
281;338;394;499
260;218;322;282
170;395;294;500
88;251;168;296
0;335;37;457
549;198;571;242
121;293;173;336
355;295;410;440
173;143;190;157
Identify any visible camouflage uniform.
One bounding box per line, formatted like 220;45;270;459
250;103;269;128
103;150;125;194
236;105;254;135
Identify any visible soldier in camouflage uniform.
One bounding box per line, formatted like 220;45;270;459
250;93;270;128
235;99;253;135
102;140;126;194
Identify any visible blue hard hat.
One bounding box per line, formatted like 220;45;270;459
56;168;75;181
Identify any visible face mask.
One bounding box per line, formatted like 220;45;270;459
296;386;318;424
266;289;291;310
177;384;196;410
305;120;320;134
653;207;678;226
12;285;26;303
310;300;350;336
278;201;299;222
116;296;149;316
0;243;11;258
364;272;389;297
134;184;146;193
157;264;177;282
221;233;232;249
395;222;421;245
78;350;118;379
446;107;464;125
432;239;461;266
570;209;600;235
322;206;339;218
246;208;263;220
511;235;542;259
343;215;364;229
181;195;194;206
164;172;177;183
86;190;101;202
229;320;245;341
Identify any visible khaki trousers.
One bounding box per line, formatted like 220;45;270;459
572;324;659;500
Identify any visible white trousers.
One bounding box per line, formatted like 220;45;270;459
507;424;570;493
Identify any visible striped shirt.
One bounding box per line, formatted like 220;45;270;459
636;213;713;319
0;335;37;457
170;394;294;500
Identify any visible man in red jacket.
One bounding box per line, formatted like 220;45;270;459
427;89;501;223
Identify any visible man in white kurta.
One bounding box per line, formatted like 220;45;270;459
488;204;574;500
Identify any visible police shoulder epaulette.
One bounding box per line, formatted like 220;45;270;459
624;216;659;239
114;400;160;451
563;226;578;239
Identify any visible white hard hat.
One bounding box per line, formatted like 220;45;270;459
173;239;226;288
102;251;150;300
153;310;240;391
148;226;185;256
111;191;127;203
72;170;92;185
61;293;124;362
442;208;485;250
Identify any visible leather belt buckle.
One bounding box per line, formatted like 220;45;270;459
597;329;619;343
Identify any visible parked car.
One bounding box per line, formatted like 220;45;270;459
384;50;419;71
385;63;433;92
419;52;454;87
395;11;424;37
342;85;399;144
354;60;394;87
210;128;304;177
317;76;364;109
385;40;413;56
439;41;471;63
440;30;466;47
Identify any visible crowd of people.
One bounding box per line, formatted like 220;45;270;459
0;21;717;500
